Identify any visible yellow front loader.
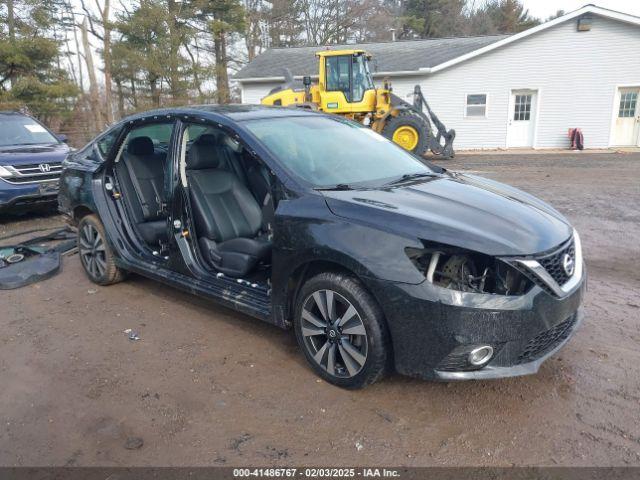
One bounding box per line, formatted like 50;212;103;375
261;49;455;158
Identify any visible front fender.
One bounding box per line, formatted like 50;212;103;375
270;194;424;324
275;194;424;283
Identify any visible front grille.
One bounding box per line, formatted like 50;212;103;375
537;238;575;287
516;315;577;364
5;173;60;184
2;162;62;184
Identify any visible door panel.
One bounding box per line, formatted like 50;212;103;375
507;90;537;147
613;88;640;146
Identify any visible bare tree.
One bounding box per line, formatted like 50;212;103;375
80;0;114;123
298;0;371;45
80;18;103;132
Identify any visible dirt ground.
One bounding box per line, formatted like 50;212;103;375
0;152;639;467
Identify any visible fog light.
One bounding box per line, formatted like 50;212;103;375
468;346;494;366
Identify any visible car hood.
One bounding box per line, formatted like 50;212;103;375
0;143;70;165
322;172;572;256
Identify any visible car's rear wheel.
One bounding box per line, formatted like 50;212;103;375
77;214;126;285
294;272;391;389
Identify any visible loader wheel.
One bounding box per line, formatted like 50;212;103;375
382;112;430;156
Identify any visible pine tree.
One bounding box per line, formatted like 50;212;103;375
398;0;466;38
193;0;246;104
114;0;193;107
483;0;540;33
0;0;78;121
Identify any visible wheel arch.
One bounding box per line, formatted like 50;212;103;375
286;260;357;319
72;204;94;223
283;258;387;333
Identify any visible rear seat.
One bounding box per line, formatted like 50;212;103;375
115;136;168;245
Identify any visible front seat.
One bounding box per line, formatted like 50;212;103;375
186;134;271;277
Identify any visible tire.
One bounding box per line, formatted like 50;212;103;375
77;214;126;285
381;111;430;156
294;271;391;389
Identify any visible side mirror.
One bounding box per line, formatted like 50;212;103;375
303;76;312;86
57;134;68;143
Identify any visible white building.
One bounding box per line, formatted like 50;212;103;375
235;5;640;150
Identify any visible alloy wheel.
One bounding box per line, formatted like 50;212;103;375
79;223;107;279
301;289;368;378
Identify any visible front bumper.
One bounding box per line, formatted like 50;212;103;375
0;179;59;211
433;308;583;380
365;266;586;381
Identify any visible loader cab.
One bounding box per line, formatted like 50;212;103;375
317;51;376;114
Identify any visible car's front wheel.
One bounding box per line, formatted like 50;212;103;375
294;272;391;389
77;214;126;285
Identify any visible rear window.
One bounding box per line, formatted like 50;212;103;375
127;124;174;145
0;114;59;147
97;127;122;158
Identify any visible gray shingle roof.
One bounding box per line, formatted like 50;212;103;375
235;35;509;80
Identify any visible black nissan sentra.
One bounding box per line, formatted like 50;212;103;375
58;105;585;388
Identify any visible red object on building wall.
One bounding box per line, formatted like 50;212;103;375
568;128;584;150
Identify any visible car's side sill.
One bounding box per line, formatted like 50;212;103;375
114;256;271;321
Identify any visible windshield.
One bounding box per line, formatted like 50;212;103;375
244;116;434;188
0;115;59;147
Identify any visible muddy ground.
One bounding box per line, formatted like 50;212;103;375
0;152;639;467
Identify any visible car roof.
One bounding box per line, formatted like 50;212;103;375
0;111;30;117
119;104;321;124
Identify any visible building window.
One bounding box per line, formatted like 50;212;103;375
619;92;638;118
514;94;532;121
465;94;487;117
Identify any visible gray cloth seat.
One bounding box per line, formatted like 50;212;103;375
115;136;167;245
186;134;272;277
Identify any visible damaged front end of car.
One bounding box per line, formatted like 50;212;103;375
370;229;586;380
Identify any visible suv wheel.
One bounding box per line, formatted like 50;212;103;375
77;214;126;285
294;272;391;389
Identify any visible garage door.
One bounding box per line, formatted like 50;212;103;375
241;83;280;104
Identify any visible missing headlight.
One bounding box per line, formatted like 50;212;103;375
406;243;532;295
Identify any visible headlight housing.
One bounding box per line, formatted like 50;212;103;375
406;241;533;295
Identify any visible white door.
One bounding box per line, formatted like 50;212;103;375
507;90;537;147
612;87;640;146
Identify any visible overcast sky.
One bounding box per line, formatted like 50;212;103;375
522;0;640;19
